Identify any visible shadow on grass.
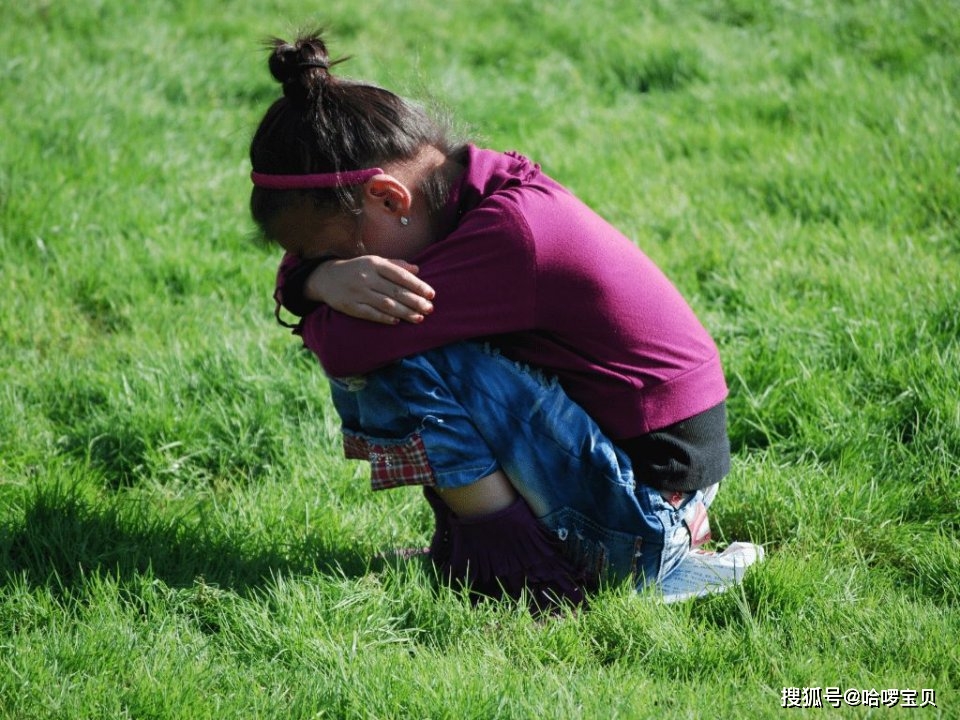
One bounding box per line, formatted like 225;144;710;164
0;480;371;600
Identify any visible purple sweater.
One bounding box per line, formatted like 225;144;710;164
284;145;727;439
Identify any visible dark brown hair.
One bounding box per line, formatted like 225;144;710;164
249;31;462;238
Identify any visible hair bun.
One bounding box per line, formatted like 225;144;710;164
267;34;334;102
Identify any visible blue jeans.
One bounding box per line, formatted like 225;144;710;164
329;342;715;589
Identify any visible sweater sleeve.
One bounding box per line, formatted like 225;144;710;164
300;198;538;377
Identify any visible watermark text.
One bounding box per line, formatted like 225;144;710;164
781;687;937;709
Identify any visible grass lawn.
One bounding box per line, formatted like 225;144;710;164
1;1;958;717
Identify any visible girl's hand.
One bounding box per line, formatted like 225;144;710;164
304;256;435;325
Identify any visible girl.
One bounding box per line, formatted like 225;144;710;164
250;32;762;610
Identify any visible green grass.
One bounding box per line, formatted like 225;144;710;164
2;0;958;717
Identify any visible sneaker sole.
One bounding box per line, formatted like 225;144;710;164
658;542;764;604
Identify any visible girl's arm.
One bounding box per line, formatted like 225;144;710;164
304;256;436;325
300;199;538;378
276;252;436;326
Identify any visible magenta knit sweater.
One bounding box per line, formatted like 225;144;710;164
284;145;728;439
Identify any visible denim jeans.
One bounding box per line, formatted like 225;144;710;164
328;342;716;589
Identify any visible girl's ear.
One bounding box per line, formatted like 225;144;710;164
363;174;412;218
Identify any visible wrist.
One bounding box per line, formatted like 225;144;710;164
276;255;336;317
302;255;339;303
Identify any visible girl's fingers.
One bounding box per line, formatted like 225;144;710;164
328;256;435;323
393;287;434;315
371;281;434;315
377;259;436;299
358;298;425;325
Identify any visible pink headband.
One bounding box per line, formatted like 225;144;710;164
250;167;384;190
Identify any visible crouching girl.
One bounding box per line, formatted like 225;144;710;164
249;32;762;611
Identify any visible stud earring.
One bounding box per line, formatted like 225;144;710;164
399;216;410;226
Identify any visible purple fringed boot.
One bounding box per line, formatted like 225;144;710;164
424;487;588;614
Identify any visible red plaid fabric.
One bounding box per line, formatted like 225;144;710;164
342;431;437;491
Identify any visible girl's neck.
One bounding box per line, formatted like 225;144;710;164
385;145;466;237
383;145;459;191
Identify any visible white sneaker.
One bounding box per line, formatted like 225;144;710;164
658;542;764;604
